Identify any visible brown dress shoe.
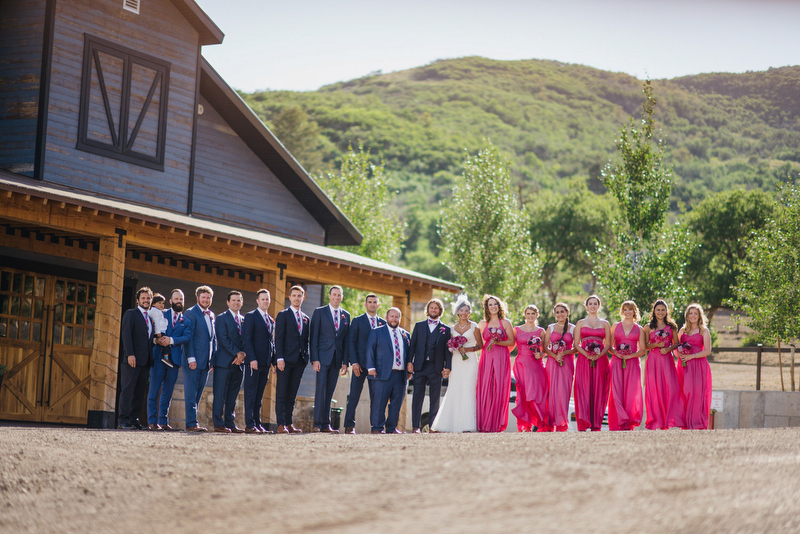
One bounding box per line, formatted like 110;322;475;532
161;424;177;431
258;425;274;434
312;426;322;433
412;428;421;434
276;425;291;434
389;429;405;434
148;423;161;431
213;426;231;433
321;425;339;433
228;427;245;434
245;427;260;434
288;425;303;434
186;426;207;432
345;427;356;434
371;430;385;434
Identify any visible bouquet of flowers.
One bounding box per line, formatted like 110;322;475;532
677;342;693;367
448;335;469;360
581;336;604;368
615;342;634;369
527;336;543;354
549;339;567;366
486;328;505;351
654;329;671;342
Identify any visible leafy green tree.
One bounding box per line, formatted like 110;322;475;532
266;105;325;173
439;140;541;313
686;189;774;319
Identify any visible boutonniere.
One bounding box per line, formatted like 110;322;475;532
439;326;446;335
303;317;309;324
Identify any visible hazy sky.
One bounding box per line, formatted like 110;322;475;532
195;0;799;92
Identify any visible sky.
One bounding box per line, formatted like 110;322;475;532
195;0;800;93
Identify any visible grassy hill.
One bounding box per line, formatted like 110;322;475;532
241;57;800;277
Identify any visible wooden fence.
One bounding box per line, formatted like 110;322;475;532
711;346;797;391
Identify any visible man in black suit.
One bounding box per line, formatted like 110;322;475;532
211;290;247;433
118;287;154;429
408;298;452;433
309;285;350;433
242;289;275;434
343;293;386;434
274;285;310;434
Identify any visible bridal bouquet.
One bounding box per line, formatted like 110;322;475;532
677;342;693;367
581;336;604;368
448;335;469;360
615;342;634;369
549;339;567;366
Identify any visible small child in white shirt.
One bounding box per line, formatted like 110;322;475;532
147;294;172;367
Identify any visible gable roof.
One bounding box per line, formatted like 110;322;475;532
170;0;224;45
198;57;362;247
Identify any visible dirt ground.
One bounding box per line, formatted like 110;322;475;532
2;425;800;534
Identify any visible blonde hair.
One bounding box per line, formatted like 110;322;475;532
619;300;641;322
684;303;708;330
523;304;539;326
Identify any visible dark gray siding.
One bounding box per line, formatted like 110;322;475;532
192;96;325;244
0;0;46;177
43;0;198;211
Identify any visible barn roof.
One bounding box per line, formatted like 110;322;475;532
171;0;224;45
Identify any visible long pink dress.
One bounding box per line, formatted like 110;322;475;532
574;326;610;431
608;323;643;431
676;331;712;430
644;325;685;430
544;325;574;432
511;326;548;431
476;326;511;433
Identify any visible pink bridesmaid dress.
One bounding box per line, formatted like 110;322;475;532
544;326;574;432
574;326;610;431
511;326;548;432
644;326;685;430
608;323;643;431
676;331;712;429
476;326;512;432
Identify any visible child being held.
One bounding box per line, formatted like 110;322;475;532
147;294;173;367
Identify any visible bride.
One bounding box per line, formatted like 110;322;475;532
431;296;484;433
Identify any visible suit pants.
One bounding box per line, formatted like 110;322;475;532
147;357;180;425
119;362;149;425
212;363;244;428
313;361;340;428
371;371;406;432
275;362;305;426
344;368;375;428
183;366;209;428
411;360;442;429
243;366;270;429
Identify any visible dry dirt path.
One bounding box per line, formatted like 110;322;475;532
2;426;800;533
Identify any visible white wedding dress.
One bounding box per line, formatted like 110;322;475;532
431;321;479;433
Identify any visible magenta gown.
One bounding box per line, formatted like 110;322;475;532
676;331;712;430
644;326;685;430
511;327;548;431
476;326;512;433
608;323;643;431
544;326;574;432
574;326;610;431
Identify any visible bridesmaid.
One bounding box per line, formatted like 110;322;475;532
608;301;646;431
542;302;576;432
477;295;514;433
643;299;685;430
511;305;548;432
676;303;713;430
573;295;612;432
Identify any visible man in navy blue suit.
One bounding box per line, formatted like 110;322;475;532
118;287;154;430
211;290;247;433
408;298;452;433
343;293;386;434
182;285;217;432
274;285;310;434
309;285;350;433
367;307;411;434
242;288;275;434
146;289;191;431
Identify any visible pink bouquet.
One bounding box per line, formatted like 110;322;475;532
615;342;634;369
549;339;566;366
448;335;469;361
654;329;671;341
677;342;693;367
581;336;604;368
485;327;505;353
527;336;543;354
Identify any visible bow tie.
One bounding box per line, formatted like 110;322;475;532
428;319;437;326
203;310;211;317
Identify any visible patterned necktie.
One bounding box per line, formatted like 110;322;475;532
393;329;401;367
296;310;302;333
370;316;376;329
143;311;151;336
172;312;177;328
235;315;241;334
334;309;339;330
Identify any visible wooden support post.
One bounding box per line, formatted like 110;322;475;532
756;345;762;391
87;235;126;428
262;269;287;430
394;295;411;431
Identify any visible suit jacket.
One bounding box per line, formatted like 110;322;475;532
409;319;452;373
121;307;153;367
366;325;410;382
275;307;310;366
243;308;275;367
309;305;350;367
150;308;190;362
213;310;245;368
182;305;217;369
347;313;386;368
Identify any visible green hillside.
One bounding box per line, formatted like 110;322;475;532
241;57;800;278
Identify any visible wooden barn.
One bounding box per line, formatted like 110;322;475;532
0;0;460;429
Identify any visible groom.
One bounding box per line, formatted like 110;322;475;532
367;307;411;434
408;298;451;433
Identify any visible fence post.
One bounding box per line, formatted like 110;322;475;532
756;344;762;391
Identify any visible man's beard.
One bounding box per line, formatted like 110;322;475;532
171;302;184;313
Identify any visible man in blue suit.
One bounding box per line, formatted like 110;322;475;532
146;289;191;431
309;285;350;433
182;285;217;432
274;285;310;434
242;288;275;434
343;293;386;434
118;287;154;430
367;307;411;434
211;290;247;433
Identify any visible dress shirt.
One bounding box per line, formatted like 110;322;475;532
390;327;404;370
367;313;378;329
138;306;152;337
329;304;341;329
277;306;303;364
428;318;439;333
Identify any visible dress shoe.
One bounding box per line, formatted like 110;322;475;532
321;425;339;433
213;426;231;433
245;427;260;434
288;424;303;434
276;425;291;434
412;428;421;434
228;427;246;434
148;423;161;431
186;425;207;432
117;423;136;430
132;420;144;430
371;430;385;434
258;425;274;434
429;429;441;434
345;427;356;435
160;424;177;431
389;429;405;434
312;426;322;433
